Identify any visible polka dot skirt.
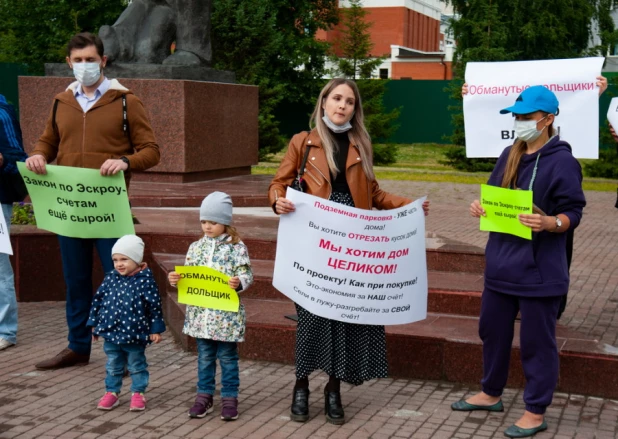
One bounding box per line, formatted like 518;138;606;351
294;192;389;386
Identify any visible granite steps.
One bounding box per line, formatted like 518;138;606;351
151;251;618;399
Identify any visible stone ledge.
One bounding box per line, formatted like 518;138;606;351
44;63;235;83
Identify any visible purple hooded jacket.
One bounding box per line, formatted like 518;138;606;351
484;135;586;297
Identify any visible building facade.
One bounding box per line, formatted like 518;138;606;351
317;0;453;79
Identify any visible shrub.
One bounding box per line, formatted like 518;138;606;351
11;202;36;225
440;146;497;172
584;148;618;179
373;143;399;165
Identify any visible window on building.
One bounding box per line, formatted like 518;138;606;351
379;69;388;79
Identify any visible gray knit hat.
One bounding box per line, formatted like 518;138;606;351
200;191;233;225
112;234;144;264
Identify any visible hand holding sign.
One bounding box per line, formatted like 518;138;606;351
176;265;240;312
273;189;429;326
479;184;533;240
17;163;135;239
464;57;604;159
25;154;47;175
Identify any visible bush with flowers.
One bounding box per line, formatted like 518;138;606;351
11;202;36;225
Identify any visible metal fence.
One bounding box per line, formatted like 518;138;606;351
0;63;31;112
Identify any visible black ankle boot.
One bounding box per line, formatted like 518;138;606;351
324;387;345;425
290;388;310;422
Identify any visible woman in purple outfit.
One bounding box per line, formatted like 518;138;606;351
450;83;605;438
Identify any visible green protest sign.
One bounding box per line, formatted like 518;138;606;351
479;184;533;240
17;163;135;239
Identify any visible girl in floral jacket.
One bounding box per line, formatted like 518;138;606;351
168;191;253;421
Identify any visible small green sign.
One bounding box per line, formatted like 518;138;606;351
479;184;533;240
18;163;135;239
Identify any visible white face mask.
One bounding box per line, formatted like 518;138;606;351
513;116;547;142
322;114;352;133
72;62;102;87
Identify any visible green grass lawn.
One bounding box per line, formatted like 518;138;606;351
256;143;618;192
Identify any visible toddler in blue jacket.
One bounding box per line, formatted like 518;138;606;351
87;234;165;411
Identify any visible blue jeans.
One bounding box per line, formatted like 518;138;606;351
196;338;239;398
0;204;17;344
57;235;116;355
103;341;149;393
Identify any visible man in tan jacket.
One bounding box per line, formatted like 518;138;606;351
26;32;160;370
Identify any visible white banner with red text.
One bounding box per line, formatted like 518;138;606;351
272;189;428;325
464;57;604;159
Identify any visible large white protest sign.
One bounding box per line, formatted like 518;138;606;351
607;97;618;130
273;189;428;325
0;210;12;255
464;57;604;159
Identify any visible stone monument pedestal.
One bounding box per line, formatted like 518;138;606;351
18;75;258;183
45;63;236;83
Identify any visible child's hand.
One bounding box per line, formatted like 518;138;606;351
92;329;99;342
228;276;240;290
149;334;162;343
168;271;180;286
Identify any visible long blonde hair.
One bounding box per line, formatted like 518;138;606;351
501;113;554;188
310;79;375;181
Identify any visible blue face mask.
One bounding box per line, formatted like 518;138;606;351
73;62;101;87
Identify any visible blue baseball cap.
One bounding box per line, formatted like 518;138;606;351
500;85;559;115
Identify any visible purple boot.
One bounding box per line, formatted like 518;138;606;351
188;393;213;418
221;397;239;421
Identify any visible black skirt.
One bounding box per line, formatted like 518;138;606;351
294;192;388;385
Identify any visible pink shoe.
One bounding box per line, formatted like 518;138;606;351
97;392;119;410
130;392;146;411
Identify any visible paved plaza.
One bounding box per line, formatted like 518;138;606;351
0;181;617;438
381;181;618;347
1;302;618;439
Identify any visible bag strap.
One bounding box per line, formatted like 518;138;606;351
297;130;312;178
298;144;312;179
52;99;59;135
122;94;133;148
52;96;132;148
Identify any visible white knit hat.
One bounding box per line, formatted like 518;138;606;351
200;191;233;225
112;235;144;264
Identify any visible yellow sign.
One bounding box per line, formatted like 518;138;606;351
479;184;533;240
176;266;239;312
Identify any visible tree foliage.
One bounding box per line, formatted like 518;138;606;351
0;0;339;159
444;0;618;170
329;0;383;80
585;117;618;178
0;0;127;73
327;0;399;158
357;79;400;143
212;0;339;159
584;148;618;178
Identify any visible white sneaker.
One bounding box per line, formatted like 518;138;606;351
0;339;15;350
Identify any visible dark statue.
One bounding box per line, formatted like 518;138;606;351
45;0;233;81
99;0;212;66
